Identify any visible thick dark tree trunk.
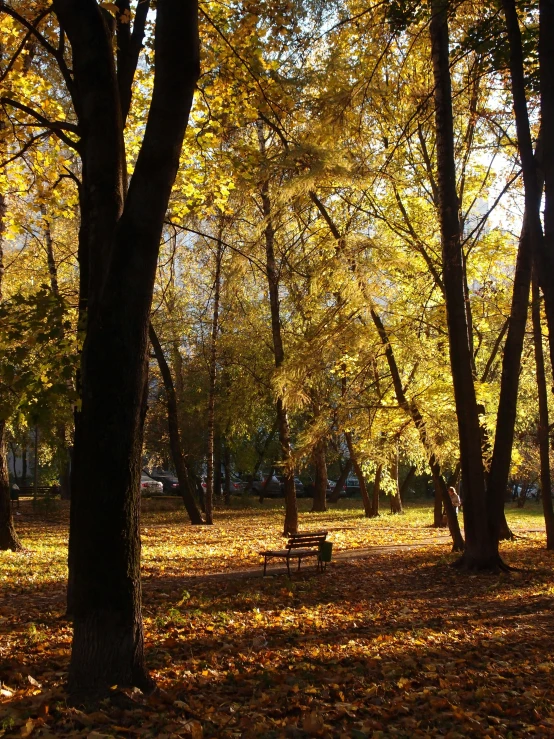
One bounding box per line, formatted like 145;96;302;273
431;0;498;568
258;124;297;536
433;478;445;527
205;236;223;524
539;0;554;375
328;458;352;503
149;326;203;525
531;277;554;549
311;440;327;512
0;422;23;552
55;0;200;698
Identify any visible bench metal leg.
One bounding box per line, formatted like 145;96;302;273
263;556;268;576
286;557;291;578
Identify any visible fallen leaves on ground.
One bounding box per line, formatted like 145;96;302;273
1;500;553;737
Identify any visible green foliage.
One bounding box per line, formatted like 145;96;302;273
0;287;78;424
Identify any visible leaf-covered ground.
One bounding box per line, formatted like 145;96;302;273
1;499;553;738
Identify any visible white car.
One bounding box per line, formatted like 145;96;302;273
140;472;163;496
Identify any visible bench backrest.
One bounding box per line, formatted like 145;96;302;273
287;531;327;550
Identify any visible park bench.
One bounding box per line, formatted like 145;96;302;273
11;485;61;508
261;530;330;577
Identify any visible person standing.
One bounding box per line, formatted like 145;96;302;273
448;486;461;515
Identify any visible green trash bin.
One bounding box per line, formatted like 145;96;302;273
319;541;333;569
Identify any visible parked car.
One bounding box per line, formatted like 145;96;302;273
252;473;282;496
147;470;180;494
229;473;246;493
140;472;163;496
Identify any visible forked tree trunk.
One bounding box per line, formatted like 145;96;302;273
149;325;203;525
311;440;327;512
328;458;352;503
56;0;200;698
258;124;297;536
244;419;278;493
531;276;554;549
431;0;498;568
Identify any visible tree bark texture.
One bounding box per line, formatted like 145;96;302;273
149;325;203;525
0;421;23;551
431;0;497;567
53;0;200;697
531;277;554;549
311;439;327;512
540;0;554;379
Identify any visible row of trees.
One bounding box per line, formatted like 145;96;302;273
0;0;552;698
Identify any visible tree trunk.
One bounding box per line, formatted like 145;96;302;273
149;325;203;525
0;421;23;551
258;124;297;536
433;477;445;527
205;236;223;524
311;440;327;512
328;458;352;503
431;0;498;568
371;464;382;517
531;276;554;549
55;0;200;698
539;0;554;375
